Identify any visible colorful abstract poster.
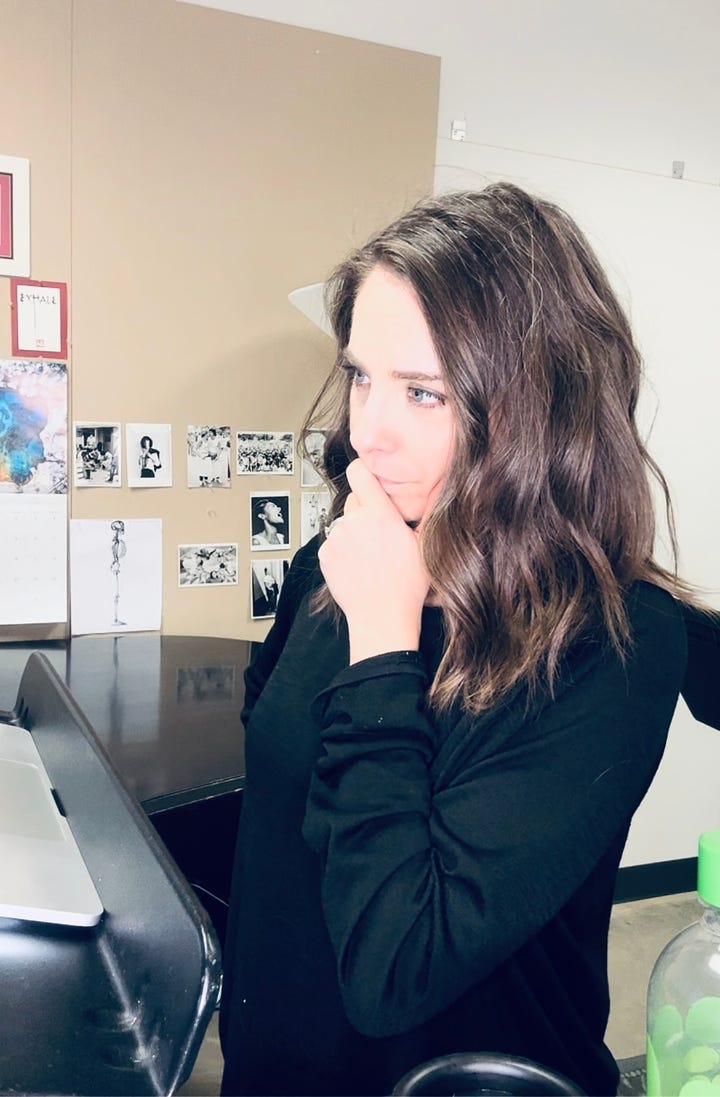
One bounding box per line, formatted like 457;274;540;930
0;359;68;494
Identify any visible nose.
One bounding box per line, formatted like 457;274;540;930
349;388;397;456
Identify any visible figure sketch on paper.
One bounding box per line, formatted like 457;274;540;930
69;517;162;636
110;520;127;626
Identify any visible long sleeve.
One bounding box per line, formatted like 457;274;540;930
681;602;720;730
302;583;687;1039
241;537;324;729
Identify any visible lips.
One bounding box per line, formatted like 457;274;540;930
375;476;407;490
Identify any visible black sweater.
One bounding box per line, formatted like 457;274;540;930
219;539;687;1096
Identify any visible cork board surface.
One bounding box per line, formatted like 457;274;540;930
0;0;439;639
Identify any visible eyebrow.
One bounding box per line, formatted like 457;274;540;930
343;350;444;384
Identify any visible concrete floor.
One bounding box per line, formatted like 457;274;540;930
606;891;698;1061
178;891;701;1095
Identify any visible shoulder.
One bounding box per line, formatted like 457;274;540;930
625;581;688;665
475;583;688;796
564;582;685;670
551;581;688;733
628;579;684;621
679;601;720;729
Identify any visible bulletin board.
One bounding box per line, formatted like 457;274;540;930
0;0;440;640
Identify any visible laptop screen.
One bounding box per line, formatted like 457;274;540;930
0;722;104;927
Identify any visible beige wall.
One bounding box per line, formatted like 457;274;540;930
0;0;439;640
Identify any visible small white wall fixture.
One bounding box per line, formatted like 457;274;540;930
288;282;332;337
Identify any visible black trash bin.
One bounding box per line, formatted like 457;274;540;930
392;1052;586;1096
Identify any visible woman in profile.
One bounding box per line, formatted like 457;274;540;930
219;183;694;1096
251;498;286;547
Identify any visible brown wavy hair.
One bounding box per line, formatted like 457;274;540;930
303;182;690;714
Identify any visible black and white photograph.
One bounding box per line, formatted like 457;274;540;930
250;492;291;550
178;542;238;587
301;428;328;487
126;422;173;488
187;425;231;488
236;430;294;475
250;558;289;620
301;490;331;546
74;422;122;487
69;517;162;634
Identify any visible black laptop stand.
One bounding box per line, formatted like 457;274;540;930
0;652;222;1095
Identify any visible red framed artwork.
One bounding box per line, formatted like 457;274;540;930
11;278;68;359
0;173;12;259
0;155;30;276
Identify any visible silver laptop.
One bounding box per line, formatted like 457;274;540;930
0;721;104;927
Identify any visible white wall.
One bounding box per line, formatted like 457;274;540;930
435;145;720;868
180;0;720;183
181;0;720;866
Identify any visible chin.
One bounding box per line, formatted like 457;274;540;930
394;502;425;526
381;485;428;525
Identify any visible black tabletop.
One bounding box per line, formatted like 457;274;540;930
2;610;714;815
0;635;255;813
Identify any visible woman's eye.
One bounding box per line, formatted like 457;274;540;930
408;386;445;406
341;361;369;386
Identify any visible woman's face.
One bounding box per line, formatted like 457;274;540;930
346;266;455;525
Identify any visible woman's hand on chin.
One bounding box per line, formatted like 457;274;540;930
318;459;430;663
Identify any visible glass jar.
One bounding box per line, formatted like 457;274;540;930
646;830;720;1097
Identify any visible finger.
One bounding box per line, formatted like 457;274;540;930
345;458;396;511
342;492;360;516
325;515;343;537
